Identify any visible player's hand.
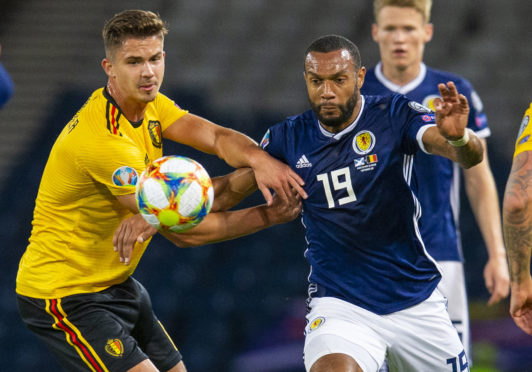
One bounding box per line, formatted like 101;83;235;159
433;81;470;141
113;214;157;265
484;254;510;305
267;188;302;224
510;280;532;335
253;152;307;206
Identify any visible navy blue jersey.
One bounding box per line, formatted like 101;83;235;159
261;94;441;315
361;63;490;261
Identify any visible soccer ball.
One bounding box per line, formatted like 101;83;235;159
136;155;214;233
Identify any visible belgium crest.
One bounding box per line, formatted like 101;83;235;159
105;338;124;357
148;120;162;148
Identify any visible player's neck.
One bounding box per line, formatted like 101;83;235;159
106;82;146;123
380;62;421;87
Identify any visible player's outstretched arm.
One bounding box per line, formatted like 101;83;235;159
162;113;307;206
503;151;532;335
422;82;483;168
112;168;259;264
162;191;301;248
463;141;509;305
210;167;258;212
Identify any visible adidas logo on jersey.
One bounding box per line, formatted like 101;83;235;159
296;155;312;168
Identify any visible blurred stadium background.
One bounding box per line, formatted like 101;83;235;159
0;0;531;371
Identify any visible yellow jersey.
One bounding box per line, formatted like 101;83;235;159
513;103;532;158
16;88;187;298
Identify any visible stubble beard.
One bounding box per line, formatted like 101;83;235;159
311;87;359;129
310;93;358;128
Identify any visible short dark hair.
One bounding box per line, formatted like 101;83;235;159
305;35;362;70
103;10;168;58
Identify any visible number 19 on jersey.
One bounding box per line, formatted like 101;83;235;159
316;167;357;208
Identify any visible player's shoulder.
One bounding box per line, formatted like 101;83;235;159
524;102;532;116
425;66;473;91
153;91;175;107
364;92;411;113
516;103;532;139
66;87;124;141
364;92;397;105
512;103;532;158
150;91;189;123
359;94;420;132
75;88;108;123
50;92;103;160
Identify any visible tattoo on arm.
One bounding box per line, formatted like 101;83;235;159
503;152;532;285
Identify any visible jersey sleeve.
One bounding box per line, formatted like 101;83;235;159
390;94;436;155
259;123;287;161
77;133;147;196
513;103;532;158
154;93;189;131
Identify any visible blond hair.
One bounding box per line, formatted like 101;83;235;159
373;0;432;23
102;10;168;57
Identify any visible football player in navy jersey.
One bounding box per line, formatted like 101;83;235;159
258;34;482;372
361;0;509;363
116;30;485;370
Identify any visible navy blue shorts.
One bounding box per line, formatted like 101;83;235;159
17;277;182;371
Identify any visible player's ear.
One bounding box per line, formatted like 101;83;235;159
371;23;379;42
102;58;113;77
357;66;366;88
424;23;434;43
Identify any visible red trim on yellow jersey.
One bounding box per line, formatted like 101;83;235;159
106;101;122;136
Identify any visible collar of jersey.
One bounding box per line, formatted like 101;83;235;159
318;95;365;140
102;87;144;128
375;62;427;95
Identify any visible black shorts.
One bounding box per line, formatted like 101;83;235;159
17;277;182;371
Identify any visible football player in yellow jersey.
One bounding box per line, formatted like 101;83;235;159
503;102;532;336
16;10;305;372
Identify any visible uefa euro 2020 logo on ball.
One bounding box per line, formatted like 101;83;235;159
136;155;214;233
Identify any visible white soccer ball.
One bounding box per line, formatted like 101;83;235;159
136;155;214;232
